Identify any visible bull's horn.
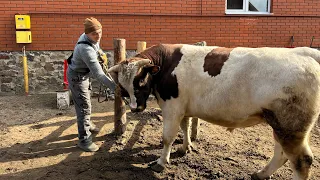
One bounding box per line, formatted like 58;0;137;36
135;59;151;67
108;64;120;73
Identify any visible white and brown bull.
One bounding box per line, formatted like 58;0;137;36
108;44;320;180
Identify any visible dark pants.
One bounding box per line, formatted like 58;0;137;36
67;68;92;145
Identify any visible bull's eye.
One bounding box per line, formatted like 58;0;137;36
139;79;146;86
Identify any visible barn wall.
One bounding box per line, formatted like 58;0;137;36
1;0;319;51
0;0;319;94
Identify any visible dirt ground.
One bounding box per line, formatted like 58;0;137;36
0;93;319;180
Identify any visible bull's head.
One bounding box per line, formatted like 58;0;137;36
108;58;160;112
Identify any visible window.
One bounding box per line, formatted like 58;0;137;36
226;0;271;15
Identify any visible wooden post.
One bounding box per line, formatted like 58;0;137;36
113;38;126;135
191;117;199;141
137;41;146;53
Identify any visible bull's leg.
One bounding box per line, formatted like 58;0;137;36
191;117;199;141
283;136;314;180
179;117;193;154
252;132;288;179
261;105;318;180
254;132;313;180
151;113;183;172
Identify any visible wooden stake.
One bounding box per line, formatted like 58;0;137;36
113;38;126;135
137;41;146;53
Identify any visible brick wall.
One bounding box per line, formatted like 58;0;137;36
0;0;319;51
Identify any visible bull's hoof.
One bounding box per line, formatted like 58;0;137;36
190;136;197;142
191;131;197;142
148;161;165;172
178;144;195;155
251;173;270;180
177;148;187;156
251;173;271;180
251;173;260;180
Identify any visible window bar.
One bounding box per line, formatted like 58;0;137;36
245;0;249;12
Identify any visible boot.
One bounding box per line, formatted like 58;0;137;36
77;142;99;152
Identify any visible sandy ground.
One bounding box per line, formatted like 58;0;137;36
0;93;319;180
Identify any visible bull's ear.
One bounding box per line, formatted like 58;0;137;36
145;65;160;75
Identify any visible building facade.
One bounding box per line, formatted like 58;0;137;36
0;0;319;94
1;0;319;51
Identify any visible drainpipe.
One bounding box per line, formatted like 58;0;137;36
22;46;29;95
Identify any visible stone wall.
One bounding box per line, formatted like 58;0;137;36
0;50;136;95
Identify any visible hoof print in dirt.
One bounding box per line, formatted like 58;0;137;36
148;161;165;172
